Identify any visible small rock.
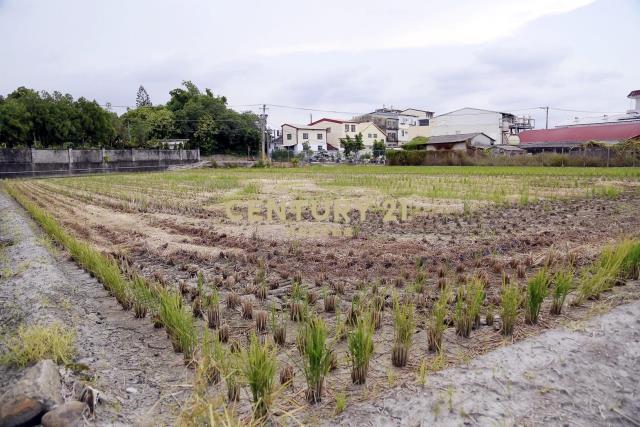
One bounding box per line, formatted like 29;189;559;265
126;387;138;394
0;359;63;414
41;401;87;427
0;396;45;427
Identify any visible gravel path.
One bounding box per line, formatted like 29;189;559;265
0;190;192;425
332;299;640;426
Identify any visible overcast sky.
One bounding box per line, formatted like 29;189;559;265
1;0;638;129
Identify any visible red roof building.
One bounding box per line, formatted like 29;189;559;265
519;122;640;145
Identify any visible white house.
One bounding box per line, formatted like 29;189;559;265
398;108;433;145
307;118;386;152
308;118;358;150
281;124;328;154
429;108;518;145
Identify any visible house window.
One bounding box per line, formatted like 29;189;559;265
317;133;323;140
350;125;356;132
286;133;292;140
302;132;309;139
373;133;377;138
345;124;349;132
368;133;372;138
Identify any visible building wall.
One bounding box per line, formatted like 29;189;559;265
356;123;386;151
281;125;328;153
407;125;432;141
425;141;467;151
321;121;358;150
430;108;506;144
0;148;200;179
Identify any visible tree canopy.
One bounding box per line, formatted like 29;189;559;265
340;133;365;157
0;81;261;155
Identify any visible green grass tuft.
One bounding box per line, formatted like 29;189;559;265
2;322;75;367
242;333;277;418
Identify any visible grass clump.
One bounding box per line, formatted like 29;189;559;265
300;315;333;403
500;283;520;335
334;391;347;415
242;333;277;418
159;290;197;359
391;296;414;367
525;269;550;324
453;278;484;338
427;287;450;352
348;313;374;384
574;240;640;305
2;322;75;367
550;270;574;315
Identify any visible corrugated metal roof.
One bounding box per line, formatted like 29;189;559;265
428;133;494;144
628;90;640;98
519;122;640;144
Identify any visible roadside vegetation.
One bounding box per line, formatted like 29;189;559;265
1;322;75;367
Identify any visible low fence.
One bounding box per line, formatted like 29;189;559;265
0;148;200;178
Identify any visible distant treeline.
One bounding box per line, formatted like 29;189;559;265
0;81;260;156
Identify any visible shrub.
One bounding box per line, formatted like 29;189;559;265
2;322;75;367
242;334;277;418
348;313;374;384
550;270;574;315
392;297;414;367
500;283;520;335
525;269;550;324
301;316;333;403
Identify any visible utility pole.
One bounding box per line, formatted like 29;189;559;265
260;104;267;161
540;106;549;129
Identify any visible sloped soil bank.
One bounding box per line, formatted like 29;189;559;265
332;298;640;426
0;191;192;425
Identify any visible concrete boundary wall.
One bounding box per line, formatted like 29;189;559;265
0;148;200;178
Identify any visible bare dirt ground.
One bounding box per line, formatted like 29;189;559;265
331;298;640;426
0;190;192;425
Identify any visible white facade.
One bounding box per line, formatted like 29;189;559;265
308;119;359;150
430;108;515;145
398;109;433;145
281;124;328;154
306;119;385;152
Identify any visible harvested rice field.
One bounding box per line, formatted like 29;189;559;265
2;165;640;425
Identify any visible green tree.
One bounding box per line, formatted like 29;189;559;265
340;133;365;157
372;140;386;158
135;85;152;108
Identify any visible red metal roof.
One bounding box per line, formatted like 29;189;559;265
519;122;640;144
308;118;354;125
628;90;640;98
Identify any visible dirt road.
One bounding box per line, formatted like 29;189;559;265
332;299;640;426
0;190;192;425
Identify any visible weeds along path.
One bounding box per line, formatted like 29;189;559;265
0;190;192;425
332;297;640;426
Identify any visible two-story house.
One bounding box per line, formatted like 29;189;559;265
308;118;386;152
281;123;329;153
354;107;434;147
